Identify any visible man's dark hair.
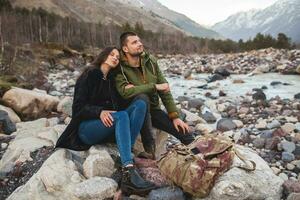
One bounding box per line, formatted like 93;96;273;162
119;31;137;49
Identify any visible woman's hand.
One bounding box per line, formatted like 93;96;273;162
100;110;116;127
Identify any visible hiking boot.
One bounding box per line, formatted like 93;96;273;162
121;165;156;195
143;143;156;159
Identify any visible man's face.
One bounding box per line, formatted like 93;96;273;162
123;35;144;57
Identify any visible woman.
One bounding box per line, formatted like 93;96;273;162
55;47;156;194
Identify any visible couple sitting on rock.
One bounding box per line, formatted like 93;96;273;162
55;32;195;195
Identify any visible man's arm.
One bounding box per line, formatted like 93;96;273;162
152;57;179;119
115;71;156;99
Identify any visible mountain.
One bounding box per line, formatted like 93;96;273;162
9;0;221;39
120;0;221;38
212;0;300;43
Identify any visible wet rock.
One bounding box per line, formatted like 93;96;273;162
216;118;237;132
0;110;16;135
214;66;231;77
252;90;266;101
148;186;185;200
183;70;192;79
208;74;225;83
271;81;282;86
201;111;216;123
295;93;300;99
219;90;227;96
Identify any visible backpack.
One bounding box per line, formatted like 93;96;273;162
157;134;255;198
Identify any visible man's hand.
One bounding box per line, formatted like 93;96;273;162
173;118;190;134
155;83;170;93
100;110;116;127
125;84;135;89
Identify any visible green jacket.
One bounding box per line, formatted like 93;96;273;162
115;51;179;119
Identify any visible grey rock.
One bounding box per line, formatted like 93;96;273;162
281;141;296;153
267;120;281;129
253;138;266;149
201;111;217;123
282;152;295;162
0;110;16;134
187;98;204;110
148;186;185;200
217;118;237;132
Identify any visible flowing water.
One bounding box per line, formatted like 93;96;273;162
167;73;300;100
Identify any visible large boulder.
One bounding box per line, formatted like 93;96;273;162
2;87;59;120
196;145;283;200
0;118;64;176
6;147;118;200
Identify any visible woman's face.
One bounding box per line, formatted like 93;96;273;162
104;49;120;68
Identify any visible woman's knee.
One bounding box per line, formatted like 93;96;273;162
133;99;147;111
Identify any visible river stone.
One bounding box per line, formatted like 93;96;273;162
281;123;296;134
201;111;217;123
216;118;237;132
281;141;296;153
282;152;295;162
267;120;281;129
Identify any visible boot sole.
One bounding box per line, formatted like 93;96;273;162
121;184;157;196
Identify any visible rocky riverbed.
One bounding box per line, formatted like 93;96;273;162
0;47;300;200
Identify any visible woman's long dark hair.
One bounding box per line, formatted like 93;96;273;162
79;46;119;80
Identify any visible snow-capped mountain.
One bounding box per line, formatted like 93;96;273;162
212;0;300;43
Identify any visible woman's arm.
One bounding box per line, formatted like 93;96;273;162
72;75;104;120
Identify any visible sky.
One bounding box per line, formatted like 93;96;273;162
157;0;278;26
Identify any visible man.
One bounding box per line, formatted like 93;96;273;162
115;32;195;157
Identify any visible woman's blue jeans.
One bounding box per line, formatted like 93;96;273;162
78;99;147;166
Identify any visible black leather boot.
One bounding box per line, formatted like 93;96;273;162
121;165;156;195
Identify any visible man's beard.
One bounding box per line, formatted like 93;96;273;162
129;51;143;57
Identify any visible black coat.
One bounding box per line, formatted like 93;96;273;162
55;66;126;151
